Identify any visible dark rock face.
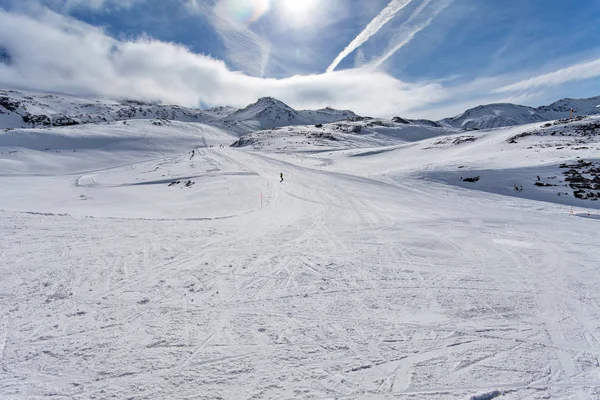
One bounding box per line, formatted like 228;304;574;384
231;137;253;148
53;116;80;126
307;132;338;141
561;160;600;200
0;96;20;112
350;125;362;134
409;119;442;128
22;113;51;127
392;116;410;124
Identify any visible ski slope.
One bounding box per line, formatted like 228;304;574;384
1;117;600;399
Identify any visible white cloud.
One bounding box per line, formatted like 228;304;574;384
494;58;600;94
326;0;417;72
0;8;449;117
2;7;592;121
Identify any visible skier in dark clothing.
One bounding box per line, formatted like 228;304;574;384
280;172;284;183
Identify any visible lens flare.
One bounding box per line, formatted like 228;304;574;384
217;0;272;26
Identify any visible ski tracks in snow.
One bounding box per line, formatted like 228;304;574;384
2;148;600;399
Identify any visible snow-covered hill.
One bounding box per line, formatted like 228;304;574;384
232;116;458;151
441;95;600;130
0;119;236;176
303;116;600;209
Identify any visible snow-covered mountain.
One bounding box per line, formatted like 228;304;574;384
0;89;213;129
536;96;600;120
0;90;359;135
441;96;600;130
204;105;239;117
4;88;600;140
219;97;359;134
440;103;547;130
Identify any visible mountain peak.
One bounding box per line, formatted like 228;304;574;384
256;96;277;102
253;97;293;108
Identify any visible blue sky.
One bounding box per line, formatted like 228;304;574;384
1;0;600;119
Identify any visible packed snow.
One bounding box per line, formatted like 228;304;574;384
1;92;600;400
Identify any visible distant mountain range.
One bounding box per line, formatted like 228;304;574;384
2;88;600;133
0;90;212;129
0;90;357;134
441;96;600;130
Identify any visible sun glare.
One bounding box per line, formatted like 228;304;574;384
277;0;319;13
274;0;321;27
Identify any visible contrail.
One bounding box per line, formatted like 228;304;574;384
369;0;452;69
326;0;416;73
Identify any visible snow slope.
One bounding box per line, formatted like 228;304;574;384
0;119;236;175
283;116;600;210
1;104;600;399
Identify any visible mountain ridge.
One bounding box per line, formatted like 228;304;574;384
441;96;600;130
2;88;600;133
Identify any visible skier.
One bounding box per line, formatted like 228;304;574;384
190;149;195;160
280;172;284;183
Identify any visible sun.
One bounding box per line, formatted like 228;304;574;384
276;0;319;13
274;0;321;27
